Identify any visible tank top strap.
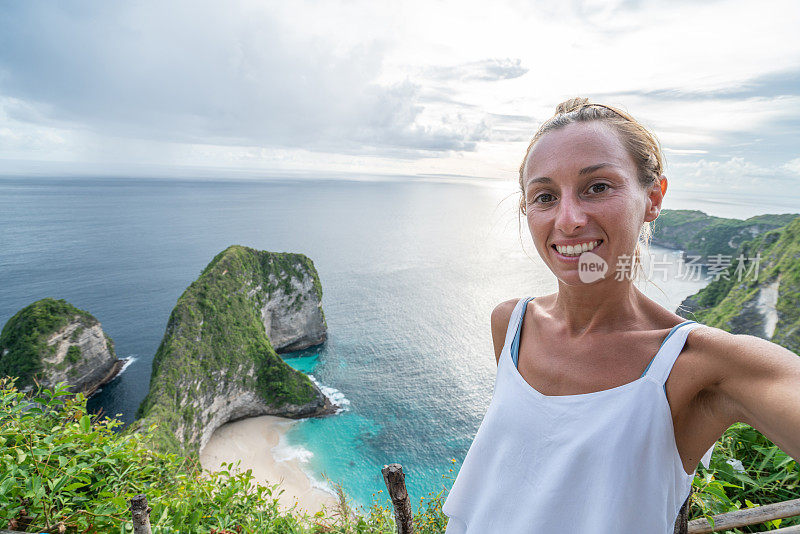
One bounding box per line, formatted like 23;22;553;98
506;297;534;367
501;297;531;353
641;320;715;470
642;320;702;385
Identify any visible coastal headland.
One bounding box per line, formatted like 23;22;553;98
134;245;339;457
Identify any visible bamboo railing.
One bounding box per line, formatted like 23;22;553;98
678;494;800;533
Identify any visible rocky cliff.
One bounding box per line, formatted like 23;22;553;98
0;298;122;395
135;245;337;456
677;215;800;354
652;209;797;260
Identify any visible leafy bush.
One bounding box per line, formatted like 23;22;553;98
0;378;443;533
690;423;799;532
1;377;796;533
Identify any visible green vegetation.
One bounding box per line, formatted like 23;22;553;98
105;333;115;356
682;216;800;353
66;346;82;364
1;378;797;533
694;423;799;531
651;209;797;259
654;209;718;233
69;326;84;342
0;378;449;533
136;245;327;455
0;298;103;389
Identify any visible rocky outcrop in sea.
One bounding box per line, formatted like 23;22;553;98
135;245;337;456
0;298;123;395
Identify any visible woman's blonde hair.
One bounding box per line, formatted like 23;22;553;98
518;97;665;282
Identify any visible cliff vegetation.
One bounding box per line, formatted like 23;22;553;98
651;209;797;260
678;215;800;353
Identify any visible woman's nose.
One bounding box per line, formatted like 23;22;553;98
554;194;587;234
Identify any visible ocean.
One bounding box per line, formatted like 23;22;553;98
0;175;794;511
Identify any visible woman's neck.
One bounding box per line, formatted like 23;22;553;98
549;279;647;337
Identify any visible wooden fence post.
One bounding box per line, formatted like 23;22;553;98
130;494;153;534
674;490;691;534
382;463;414;534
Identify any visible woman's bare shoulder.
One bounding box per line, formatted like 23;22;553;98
490;298;521;364
490;294;554;334
491;298;520;326
490;296;552;363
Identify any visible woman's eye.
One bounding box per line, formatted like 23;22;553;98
533;193;555;204
589;183;609;194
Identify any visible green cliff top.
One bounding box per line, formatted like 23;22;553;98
652;209;798;259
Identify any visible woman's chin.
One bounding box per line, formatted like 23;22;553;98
555;272;608;287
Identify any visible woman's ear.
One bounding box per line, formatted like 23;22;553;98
644;175;666;223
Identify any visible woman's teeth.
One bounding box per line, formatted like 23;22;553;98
554;240;601;256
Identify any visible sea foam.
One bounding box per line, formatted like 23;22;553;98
308;374;350;414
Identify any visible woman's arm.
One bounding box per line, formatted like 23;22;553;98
698;326;800;460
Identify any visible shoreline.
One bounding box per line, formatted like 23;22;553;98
199;415;340;517
85;357;128;397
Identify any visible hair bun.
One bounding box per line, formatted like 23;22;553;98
555;97;590;115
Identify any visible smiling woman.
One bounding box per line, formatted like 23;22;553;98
440;98;800;533
520;98;667;283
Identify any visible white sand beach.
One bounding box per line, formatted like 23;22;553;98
199;415;340;516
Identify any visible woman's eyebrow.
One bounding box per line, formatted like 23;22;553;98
526;163;616;188
578;163;614;175
526;177;553;188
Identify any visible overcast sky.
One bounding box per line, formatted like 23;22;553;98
1;0;799;193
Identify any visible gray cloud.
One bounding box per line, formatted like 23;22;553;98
425;58;528;82
0;2;486;155
590;77;800;175
598;68;800;102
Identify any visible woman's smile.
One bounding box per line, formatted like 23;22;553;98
551;239;604;262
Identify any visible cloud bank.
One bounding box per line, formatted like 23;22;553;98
0;0;798;193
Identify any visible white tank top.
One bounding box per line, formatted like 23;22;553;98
442;297;714;534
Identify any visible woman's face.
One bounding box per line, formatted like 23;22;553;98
521;121;659;286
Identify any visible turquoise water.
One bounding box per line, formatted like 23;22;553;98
0;175;791;512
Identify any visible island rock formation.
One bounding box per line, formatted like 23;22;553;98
0;298;122;395
135;245;337;456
